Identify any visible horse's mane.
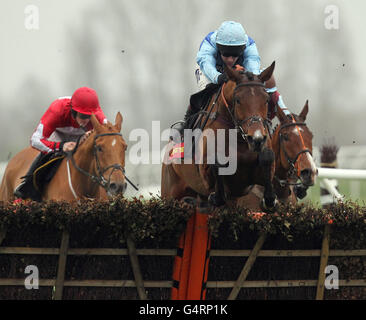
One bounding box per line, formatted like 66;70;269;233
77;122;115;148
78;129;95;147
237;70;255;82
244;71;255;81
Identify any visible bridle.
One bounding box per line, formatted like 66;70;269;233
277;120;312;186
221;81;272;143
67;132;138;192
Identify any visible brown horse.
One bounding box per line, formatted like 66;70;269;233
162;62;278;210
0;113;128;203
238;100;318;209
272;101;317;203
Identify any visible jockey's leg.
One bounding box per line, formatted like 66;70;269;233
265;74;291;120
195;66;212;92
182;66;212;130
13;152;43;200
183;105;200;129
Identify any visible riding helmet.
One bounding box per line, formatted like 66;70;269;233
216;21;248;56
71;87;101;115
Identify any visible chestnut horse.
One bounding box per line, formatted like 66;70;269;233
272;100;317;204
0;112;128;203
161;62;278;210
237;101;317;209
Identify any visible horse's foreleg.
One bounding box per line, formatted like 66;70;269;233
258;148;277;211
205;162;227;207
293;184;308;200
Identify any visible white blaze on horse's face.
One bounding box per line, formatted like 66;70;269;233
112;138;116;147
254;129;263;140
292;127;304;135
306;152;318;182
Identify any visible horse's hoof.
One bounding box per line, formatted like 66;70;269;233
208;192;225;207
261;197;278;214
294;185;308;199
181;196;197;207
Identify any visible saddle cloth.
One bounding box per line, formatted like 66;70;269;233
169;143;184;161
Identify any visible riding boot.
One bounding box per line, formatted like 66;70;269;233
183;105;199;130
267;89;291;120
13;153;43;201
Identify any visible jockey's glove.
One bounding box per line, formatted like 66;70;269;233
217;73;229;86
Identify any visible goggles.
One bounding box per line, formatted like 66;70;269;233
221;52;240;58
78;113;91;120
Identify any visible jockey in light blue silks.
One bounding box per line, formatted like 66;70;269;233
183;21;291;127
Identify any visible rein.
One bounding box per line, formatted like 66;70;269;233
67;132;138;196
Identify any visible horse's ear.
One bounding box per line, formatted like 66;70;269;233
90;114;102;132
276;104;289;123
299;100;309;121
114;112;123;132
259;61;275;83
224;65;241;82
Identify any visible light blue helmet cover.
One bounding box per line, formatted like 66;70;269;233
216;21;248;46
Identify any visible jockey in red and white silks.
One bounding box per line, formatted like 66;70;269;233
30;87;107;154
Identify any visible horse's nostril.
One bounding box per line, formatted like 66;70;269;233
301;169;311;177
109;183;118;192
109;182;127;195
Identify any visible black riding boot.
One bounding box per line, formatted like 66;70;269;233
13;153;43;201
169;105;199;142
183;105;200;130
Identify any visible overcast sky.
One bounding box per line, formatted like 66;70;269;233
1;0;366;160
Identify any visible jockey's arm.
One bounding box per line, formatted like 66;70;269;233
30;120;64;154
196;33;221;84
243;42;261;75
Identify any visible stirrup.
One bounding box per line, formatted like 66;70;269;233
208;192;225;207
13;181;27;198
169;121;185;142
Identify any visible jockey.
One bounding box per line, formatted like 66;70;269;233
14;86;108;200
184;21;291;127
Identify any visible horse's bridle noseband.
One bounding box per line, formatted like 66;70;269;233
68;132;138;191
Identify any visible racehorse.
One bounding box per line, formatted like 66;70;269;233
161;62;278;210
237;101;317;209
272;101;317;203
0;112;128;203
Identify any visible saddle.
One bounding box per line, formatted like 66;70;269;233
32;152;65;194
186;83;220;131
168;84;221;162
16;152;65;201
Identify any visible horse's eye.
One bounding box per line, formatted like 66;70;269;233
96;145;103;152
282;134;289;141
235;98;241;105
